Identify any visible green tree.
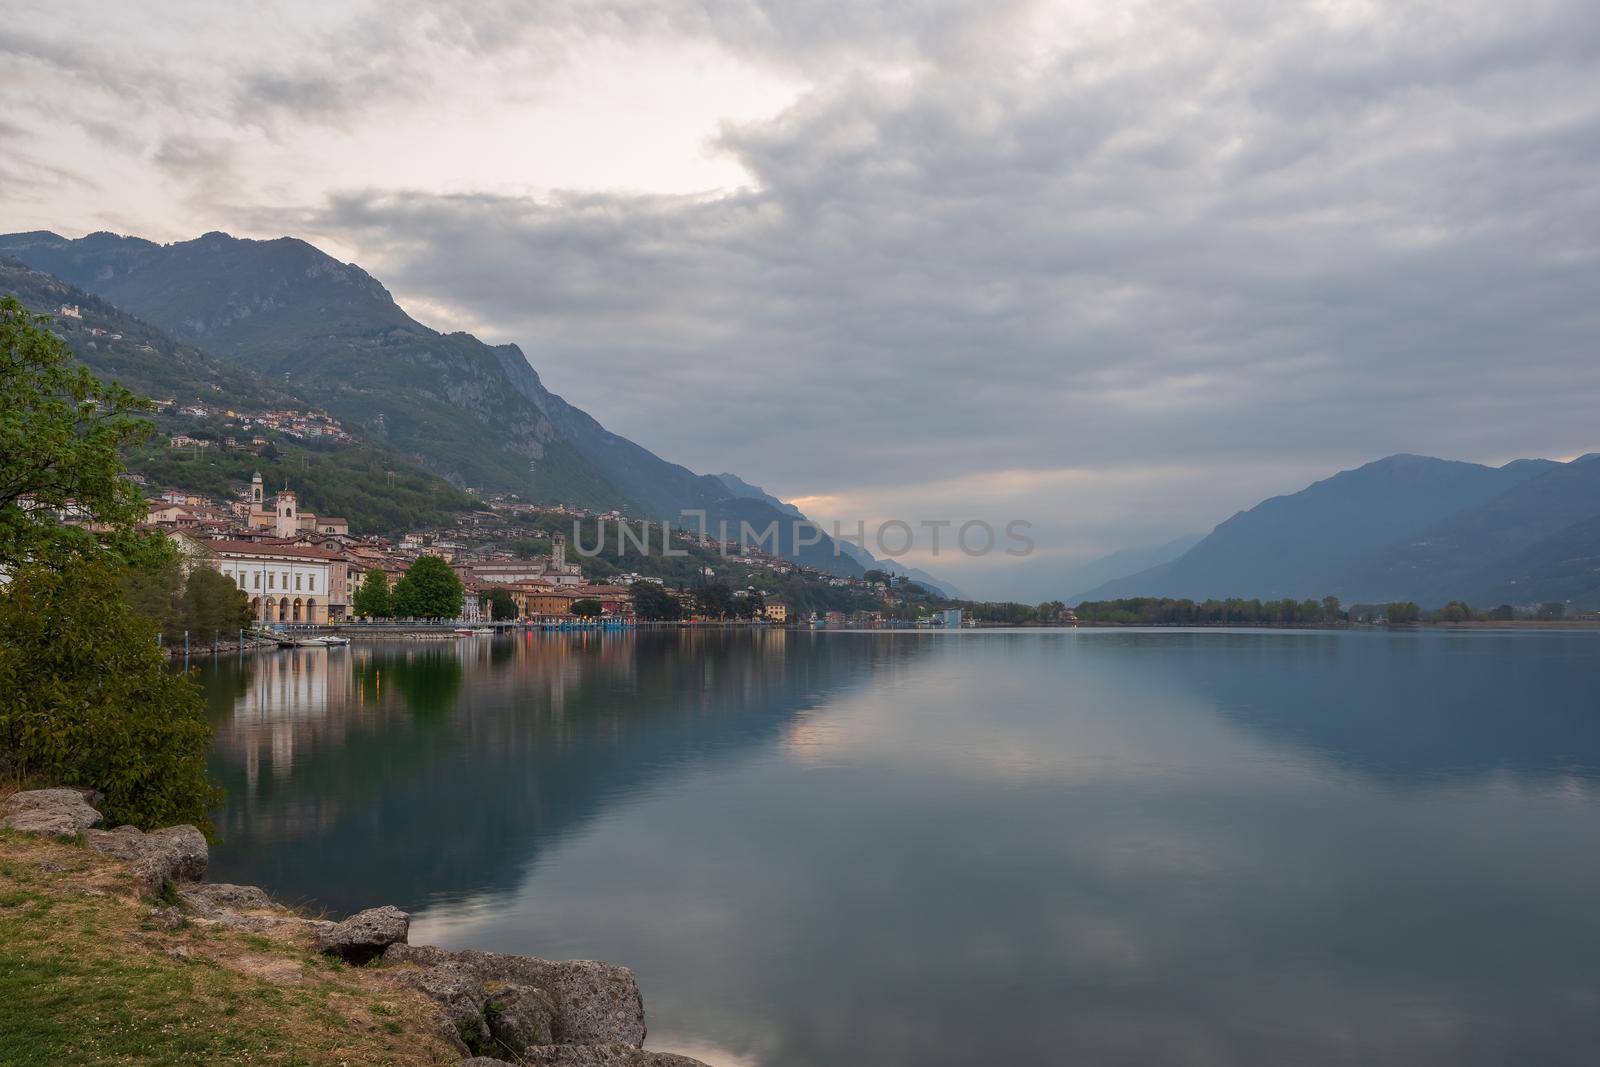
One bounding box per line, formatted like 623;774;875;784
1437;601;1474;623
1321;596;1343;623
570;598;603;618
1488;604;1516;621
694;581;736;619
353;568;393;618
122;539;186;639
486;586;518;622
1384;602;1421;625
392;555;464;619
629;581;681;621
0;558;220;831
182;567;252;641
0;302;218;830
1;296;153;567
1536;601;1567;621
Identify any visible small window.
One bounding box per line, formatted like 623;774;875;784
295;574;302;591
308;575;315;591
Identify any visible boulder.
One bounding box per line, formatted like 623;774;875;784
391;961;491;1053
319;904;410;964
518;1046;711;1067
180;883;278;916
485;983;557;1053
0;788;104;836
83;824;207;898
384;944;646;1047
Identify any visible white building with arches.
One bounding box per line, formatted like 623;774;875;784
208;540;343;624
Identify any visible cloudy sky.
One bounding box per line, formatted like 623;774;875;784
5;0;1599;597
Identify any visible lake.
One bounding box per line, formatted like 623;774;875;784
195;628;1600;1066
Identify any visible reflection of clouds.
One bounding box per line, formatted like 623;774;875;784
410;632;1600;1067
647;1035;765;1067
779;634;1323;791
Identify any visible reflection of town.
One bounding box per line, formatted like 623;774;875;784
200;629;881;909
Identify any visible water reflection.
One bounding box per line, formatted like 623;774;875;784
196;630;1600;1066
201;630;916;912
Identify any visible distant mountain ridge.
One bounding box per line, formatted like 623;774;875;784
711;473;965;598
0;229;863;574
1081;453;1600;608
0;257;478;532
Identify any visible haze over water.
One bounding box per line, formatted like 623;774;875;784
196;630;1600;1066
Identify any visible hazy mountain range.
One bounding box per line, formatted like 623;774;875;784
0;228;953;582
1081;453;1600;609
11;229;1595;609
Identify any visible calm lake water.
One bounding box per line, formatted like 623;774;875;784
195;629;1600;1066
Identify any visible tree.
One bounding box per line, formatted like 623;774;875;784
0;306;219;830
1537;601;1567;621
694;581;736;619
729;588;764;620
183;566;252;639
487;586;518;622
353;568;394;618
1437;601;1474;623
392;555;464;619
1321;596;1342;623
630;580;681;621
1;296;153;568
570;598;603;618
0;557;220;831
1383;602;1420;625
1488;604;1516;621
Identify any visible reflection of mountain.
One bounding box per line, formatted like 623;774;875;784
199;632;920;914
1105;630;1600;785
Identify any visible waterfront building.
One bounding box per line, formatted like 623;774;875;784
206;540;343;624
462;534;584;587
505;581;632;619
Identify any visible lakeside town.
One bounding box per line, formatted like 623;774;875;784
129;471;973;632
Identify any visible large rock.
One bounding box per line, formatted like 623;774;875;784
391;960;492;1053
485;983;557;1053
319;905;410;964
83;824;207;898
0;788;104;836
519;1047;711;1067
180;883;278;915
385;944;646;1047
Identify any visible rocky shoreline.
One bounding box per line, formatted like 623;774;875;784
0;787;708;1066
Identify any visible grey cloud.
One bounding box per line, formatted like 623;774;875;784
289;1;1600;597
12;0;1600;597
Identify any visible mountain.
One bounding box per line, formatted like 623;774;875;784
1079;454;1570;604
0;230;860;574
1058;533;1203;602
711;472;964;597
0;256;294;410
1344;454;1600;604
0;257;478;533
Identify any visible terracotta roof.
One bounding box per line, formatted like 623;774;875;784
205;539;342;560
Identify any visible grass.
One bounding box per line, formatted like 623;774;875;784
0;829;457;1065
